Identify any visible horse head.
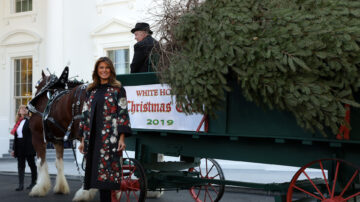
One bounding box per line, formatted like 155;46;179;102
28;66;70;115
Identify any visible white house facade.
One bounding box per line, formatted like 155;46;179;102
0;0;154;156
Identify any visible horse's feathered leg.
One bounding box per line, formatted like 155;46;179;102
29;142;51;197
73;186;98;202
53;143;70;194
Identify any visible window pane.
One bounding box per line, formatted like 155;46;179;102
21;58;27;72
28;58;32;71
27;71;32;84
21;84;27;96
16;0;21;12
124;49;129;63
15;71;20;84
21;71;27;84
16;99;21;114
27;83;32;94
15;59;20;72
126;62;130;73
115;49;129;75
115;64;122;75
29;0;32;11
15;84;20;96
22;0;28;12
22;98;26;105
108;50;115;63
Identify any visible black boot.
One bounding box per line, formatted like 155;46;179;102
26;183;35;190
27;169;37;190
16;168;24;191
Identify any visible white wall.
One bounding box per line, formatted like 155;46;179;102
0;0;158;156
0;0;46;155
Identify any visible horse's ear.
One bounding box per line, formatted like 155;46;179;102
42;70;45;78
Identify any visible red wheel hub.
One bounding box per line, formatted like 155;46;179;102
322;196;345;202
120;179;140;191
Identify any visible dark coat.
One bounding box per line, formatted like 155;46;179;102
80;85;132;190
13;118;36;158
130;35;159;73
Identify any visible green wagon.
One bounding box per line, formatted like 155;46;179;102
114;72;360;202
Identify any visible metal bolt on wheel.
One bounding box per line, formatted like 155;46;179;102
287;159;360;202
189;158;225;202
112;158;147;202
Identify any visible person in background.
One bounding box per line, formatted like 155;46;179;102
78;57;132;202
130;22;159;73
11;105;37;191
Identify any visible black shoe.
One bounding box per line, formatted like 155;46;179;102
15;186;23;191
26;183;36;190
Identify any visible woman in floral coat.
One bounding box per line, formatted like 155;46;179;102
78;57;131;202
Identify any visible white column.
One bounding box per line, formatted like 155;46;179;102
44;0;64;74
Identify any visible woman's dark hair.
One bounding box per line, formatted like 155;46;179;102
87;57;121;91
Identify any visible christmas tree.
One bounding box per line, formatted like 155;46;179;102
156;0;360;136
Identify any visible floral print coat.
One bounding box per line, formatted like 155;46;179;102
79;85;131;189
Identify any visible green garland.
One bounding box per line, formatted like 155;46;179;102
159;0;360;136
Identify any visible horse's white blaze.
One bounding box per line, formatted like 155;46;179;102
29;160;51;197
72;186;97;202
53;158;70;194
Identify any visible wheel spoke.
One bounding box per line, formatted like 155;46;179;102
319;161;331;196
302;170;325;199
211;173;220;179
344;191;360;201
339;170;359;198
293;185;323;200
129;180;141;191
206;159;209;178
125;190;130;202
132;190;139;201
209;183;219;194
128;166;137;179
331;161;340;198
205;186;214;202
204;186;207;202
207;164;215;175
119;190;124;200
196;186;202;199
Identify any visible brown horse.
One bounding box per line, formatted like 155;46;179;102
27;68;88;197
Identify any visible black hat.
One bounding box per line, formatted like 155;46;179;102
131;22;153;35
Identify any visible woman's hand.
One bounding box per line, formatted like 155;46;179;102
117;134;126;151
78;138;85;154
11;151;15;157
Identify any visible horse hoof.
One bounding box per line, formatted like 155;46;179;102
29;184;50;197
72;187;97;201
146;190;164;198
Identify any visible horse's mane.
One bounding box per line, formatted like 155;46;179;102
67;79;84;89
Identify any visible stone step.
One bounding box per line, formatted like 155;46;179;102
1;149;76;162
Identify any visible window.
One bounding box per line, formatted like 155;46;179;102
14;58;32;113
107;49;130;75
15;0;33;13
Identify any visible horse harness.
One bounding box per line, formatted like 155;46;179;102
42;85;86;142
28;73;87;143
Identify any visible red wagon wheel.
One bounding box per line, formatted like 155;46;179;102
112;158;147;202
188;158;225;202
287;159;360;202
